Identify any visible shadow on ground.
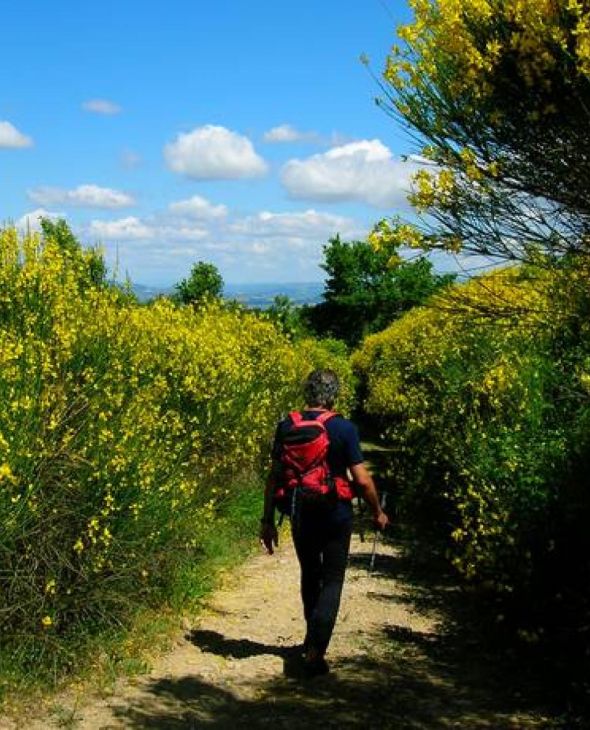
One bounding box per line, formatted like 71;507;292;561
110;641;559;730
187;630;291;660
105;439;567;729
110;534;565;729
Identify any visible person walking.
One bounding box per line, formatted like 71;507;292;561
259;369;389;676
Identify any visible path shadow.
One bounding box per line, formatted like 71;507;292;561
110;647;561;730
374;526;573;725
347;551;400;577
187;629;291;660
359;439;394;490
108;528;566;730
187;629;313;681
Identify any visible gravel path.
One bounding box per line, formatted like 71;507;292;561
3;522;557;730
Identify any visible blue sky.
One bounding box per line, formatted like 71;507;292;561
1;0;417;286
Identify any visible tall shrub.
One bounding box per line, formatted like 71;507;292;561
0;226;353;674
353;267;587;603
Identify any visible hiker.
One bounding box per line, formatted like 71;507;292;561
259;369;389;675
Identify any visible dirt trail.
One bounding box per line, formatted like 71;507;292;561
2;443;559;729
6;529;556;729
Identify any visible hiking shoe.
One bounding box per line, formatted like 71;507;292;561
283;644;305;659
303;656;330;677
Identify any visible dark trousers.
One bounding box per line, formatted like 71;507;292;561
291;505;353;656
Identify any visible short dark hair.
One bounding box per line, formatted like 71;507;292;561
303;369;340;409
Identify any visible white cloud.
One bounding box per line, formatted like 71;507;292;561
69;203;367;286
280;139;418;208
0;121;33;148
29;184;135;209
157;225;208;242
16;208;62;232
87;216;208;243
263;124;320;144
251;242;270;255
164;125;268;180
227;208;364;271
88;217;154;241
231;208;359;240
168;195;227;220
82;99;122;115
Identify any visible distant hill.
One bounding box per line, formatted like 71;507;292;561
131;282;325;308
132;284;174;302
223;282;324;309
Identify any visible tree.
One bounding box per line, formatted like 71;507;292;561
371;1;590;266
305;236;454;347
40;217;107;288
40;217;81;256
265;295;309;339
174;261;223;306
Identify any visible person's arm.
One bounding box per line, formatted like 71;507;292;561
350;463;389;531
259;460;280;554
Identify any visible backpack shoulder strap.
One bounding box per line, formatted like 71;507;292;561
289;411;303;425
315;410;338;425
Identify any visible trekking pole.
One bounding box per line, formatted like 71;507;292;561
369;491;387;572
354;481;366;543
358;494;366;543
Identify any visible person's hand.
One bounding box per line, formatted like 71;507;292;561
373;510;390;532
259;522;279;554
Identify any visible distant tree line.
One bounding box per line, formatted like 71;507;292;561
169;235;454;349
36;217;453;349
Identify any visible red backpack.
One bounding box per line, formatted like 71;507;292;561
274;411;353;514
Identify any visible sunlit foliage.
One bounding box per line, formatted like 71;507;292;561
0;225;353;669
372;0;590;264
353;267;590;609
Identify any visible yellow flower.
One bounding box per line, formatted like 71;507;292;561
45;579;56;595
41;615;53;628
0;463;15;482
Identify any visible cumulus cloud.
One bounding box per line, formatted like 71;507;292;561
0;121;33;148
72;202;366;286
263;124;320;144
231;209;359;240
156;225;208;242
164;125;268;180
87;216;208;243
88;217;154;241
16;208;62;232
168;195;227;220
280;139;418;208
82;99;122;115
29;184;135;209
221;208;366;280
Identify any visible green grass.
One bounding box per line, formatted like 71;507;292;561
0;473;264;716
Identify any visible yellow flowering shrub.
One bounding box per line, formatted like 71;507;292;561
0;226;352;665
389;0;590;101
375;1;590;266
353;267;574;590
375;0;590;674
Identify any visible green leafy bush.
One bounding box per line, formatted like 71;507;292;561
0;225;353;688
353;266;590;610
